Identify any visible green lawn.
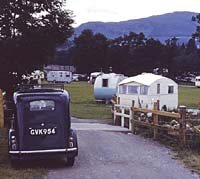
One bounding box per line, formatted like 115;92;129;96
178;86;200;108
64;82;112;119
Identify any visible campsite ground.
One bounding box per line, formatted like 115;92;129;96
64;82;112;120
1;82;200;178
179;86;200;108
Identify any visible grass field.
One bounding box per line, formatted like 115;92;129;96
179;86;200;108
64;82;112;119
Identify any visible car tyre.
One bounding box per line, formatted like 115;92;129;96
11;159;18;168
67;157;75;166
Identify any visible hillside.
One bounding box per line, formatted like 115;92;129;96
75;11;198;43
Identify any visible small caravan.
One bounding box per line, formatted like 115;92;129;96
94;73;127;101
47;71;72;83
117;73;178;110
88;72;102;84
195;76;200;87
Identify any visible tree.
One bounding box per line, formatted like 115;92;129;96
108;32;147;75
161;37;179;76
186;38;197;55
143;38;164;70
73;29;95;73
93;33;109;71
73;29;109;73
174;38;200;73
192;13;200;41
0;0;74;92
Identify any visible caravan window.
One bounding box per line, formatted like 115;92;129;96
119;85;127;94
102;79;108;87
65;72;70;77
157;84;160;94
127;86;138;94
168;85;174;94
51;72;55;77
60;72;63;77
140;85;148;95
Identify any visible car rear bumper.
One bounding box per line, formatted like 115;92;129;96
9;147;77;154
9;147;78;160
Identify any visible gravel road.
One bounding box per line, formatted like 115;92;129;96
47;119;199;179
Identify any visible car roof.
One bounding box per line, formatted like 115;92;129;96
13;88;69;104
16;88;64;94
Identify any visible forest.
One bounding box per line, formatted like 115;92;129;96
58;28;200;79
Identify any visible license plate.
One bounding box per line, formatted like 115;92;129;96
29;127;56;136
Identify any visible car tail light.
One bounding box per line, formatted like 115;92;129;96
69;136;74;148
11;136;17;150
11;144;17;150
9;129;17;150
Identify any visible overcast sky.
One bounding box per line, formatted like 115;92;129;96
66;0;200;27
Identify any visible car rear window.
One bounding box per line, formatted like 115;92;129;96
29;100;55;111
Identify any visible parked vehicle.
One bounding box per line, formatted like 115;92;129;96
195;76;200;87
117;73;178;110
94;73;127;102
47;70;73;83
72;74;88;82
88;72;102;84
8;88;78;166
72;74;80;81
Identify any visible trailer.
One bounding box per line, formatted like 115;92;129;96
117;73;178;110
47;71;72;83
195;76;200;87
94;73;127;102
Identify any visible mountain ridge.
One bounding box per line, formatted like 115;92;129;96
75;11;199;42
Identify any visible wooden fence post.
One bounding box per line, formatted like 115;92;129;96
113;104;116;125
131;100;136;134
153;101;159;140
117;97;120;104
129;101;134;131
0;89;4;128
179;105;186;146
121;107;125;127
157;100;160;110
111;96;117;124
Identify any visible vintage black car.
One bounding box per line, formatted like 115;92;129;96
8;88;78;166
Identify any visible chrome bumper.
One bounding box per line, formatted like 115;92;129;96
9;147;78;154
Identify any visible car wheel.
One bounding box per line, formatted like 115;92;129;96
67;157;75;166
11;159;18;168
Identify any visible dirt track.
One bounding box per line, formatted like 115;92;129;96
46;119;199;179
